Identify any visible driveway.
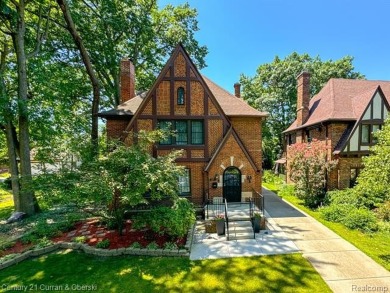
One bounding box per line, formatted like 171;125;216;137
263;187;390;293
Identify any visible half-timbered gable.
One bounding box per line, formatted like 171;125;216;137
283;74;390;189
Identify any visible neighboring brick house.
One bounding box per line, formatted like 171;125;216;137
283;72;390;189
99;44;267;205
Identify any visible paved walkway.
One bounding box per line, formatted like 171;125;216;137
190;188;390;293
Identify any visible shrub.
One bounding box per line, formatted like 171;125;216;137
288;140;337;208
164;242;178;250
263;170;283;185
135;198;195;237
129;242;142;249
376;201;390;222
146;241;159;249
96;239;110;249
73;236;87;243
320;204;354;223
342;208;378;232
278;184;294;198
34;237;53;249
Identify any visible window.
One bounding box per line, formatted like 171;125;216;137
159;121;172;145
191;121;204;145
361;124;370;144
350;168;361;187
158;120;204;145
177;87;185;105
175;121;188;145
361;124;381;145
178;169;190;195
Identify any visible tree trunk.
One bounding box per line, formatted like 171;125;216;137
12;0;40;215
4;121;21;210
57;0;100;155
1;41;21;211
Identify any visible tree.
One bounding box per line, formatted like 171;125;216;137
240;53;364;167
288;139;337;207
63;0;208;106
56;0;101;154
355;118;390;207
0;0;52;215
35;130;185;234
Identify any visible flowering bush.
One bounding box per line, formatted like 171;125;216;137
288;139;337;207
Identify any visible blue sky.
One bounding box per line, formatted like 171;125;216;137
159;0;390;93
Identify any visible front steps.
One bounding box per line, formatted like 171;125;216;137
227;220;254;240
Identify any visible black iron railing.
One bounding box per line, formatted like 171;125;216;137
224;198;229;240
252;189;264;215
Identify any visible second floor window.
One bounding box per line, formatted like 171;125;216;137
158;120;204;145
177;87;185;105
361;123;381;145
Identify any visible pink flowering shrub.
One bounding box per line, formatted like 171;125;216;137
288;139;338;207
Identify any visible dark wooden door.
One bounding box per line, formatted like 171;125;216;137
223;167;241;202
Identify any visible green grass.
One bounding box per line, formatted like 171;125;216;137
0;251;331;293
264;183;390;271
0;187;13;221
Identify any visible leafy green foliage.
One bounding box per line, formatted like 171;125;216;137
288;140;337;207
146;241;159;250
34;130;184;233
129;242;142;249
134;198;195;237
96;239;110;249
343;209;378;232
240;52;363;165
376;201;390;222
354;118;390;208
262;170;284;186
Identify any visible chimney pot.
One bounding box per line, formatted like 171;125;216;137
120;59;135;104
234;82;241;98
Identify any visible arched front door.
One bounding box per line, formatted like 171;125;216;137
223;167;241;202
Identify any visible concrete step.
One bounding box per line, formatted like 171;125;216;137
227;220;254;240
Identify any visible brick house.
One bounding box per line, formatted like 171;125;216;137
283;72;390;189
99;44;267;205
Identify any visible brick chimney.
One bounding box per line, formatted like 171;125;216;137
234;82;241;98
296;71;310;126
120;59;135;104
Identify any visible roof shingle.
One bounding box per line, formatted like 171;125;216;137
285;79;390;132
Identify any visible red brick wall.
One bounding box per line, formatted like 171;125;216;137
231;117;262;170
285;122;352;189
107;119;130;140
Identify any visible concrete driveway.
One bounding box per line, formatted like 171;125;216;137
263;187;390;293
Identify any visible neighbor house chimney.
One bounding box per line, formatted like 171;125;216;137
234;82;241;98
296;71;310;126
120;59;135;104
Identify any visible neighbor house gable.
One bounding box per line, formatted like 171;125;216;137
337;86;390;154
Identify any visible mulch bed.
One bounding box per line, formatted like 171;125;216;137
1;219;187;258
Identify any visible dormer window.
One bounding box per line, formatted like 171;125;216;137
177;87;185;105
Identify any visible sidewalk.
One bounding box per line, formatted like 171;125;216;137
263;187;390;293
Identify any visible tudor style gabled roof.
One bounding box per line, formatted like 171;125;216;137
285;79;390;133
202;76;268;117
99;44;267;124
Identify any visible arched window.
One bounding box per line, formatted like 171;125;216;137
177;87;185;105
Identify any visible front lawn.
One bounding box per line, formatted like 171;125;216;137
0;187;13;221
0;250;331;292
263;183;390;271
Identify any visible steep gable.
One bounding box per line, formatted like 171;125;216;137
335;86;390;154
